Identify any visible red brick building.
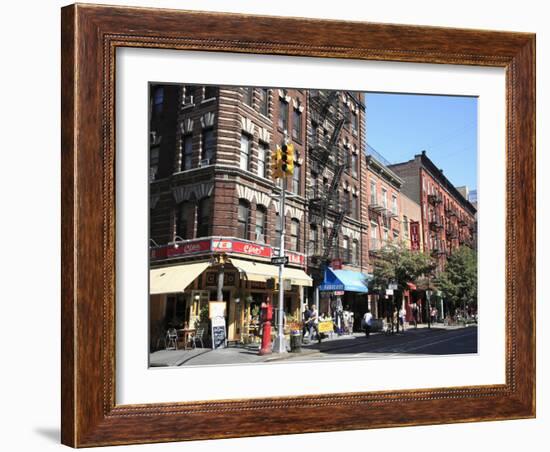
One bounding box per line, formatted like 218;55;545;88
388;151;477;272
148;85;369;345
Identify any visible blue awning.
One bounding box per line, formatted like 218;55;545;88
318;268;370;293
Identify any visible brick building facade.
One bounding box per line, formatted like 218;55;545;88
389;151;477;272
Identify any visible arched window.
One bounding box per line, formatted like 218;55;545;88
176;201;195;239
255;205;267;243
290;218;300;251
196;197;211;237
237;200;250;239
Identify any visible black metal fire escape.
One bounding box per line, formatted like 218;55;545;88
307;90;349;271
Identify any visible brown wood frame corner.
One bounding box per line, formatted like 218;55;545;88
61;3;536;447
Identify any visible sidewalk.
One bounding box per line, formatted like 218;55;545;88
149;322;475;367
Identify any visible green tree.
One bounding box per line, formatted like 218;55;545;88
436;246;477;314
372;242;436;309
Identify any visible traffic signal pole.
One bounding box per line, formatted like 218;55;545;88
272;182;287;354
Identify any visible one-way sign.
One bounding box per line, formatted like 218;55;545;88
271;256;289;265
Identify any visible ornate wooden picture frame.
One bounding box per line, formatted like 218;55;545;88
61;3;535;447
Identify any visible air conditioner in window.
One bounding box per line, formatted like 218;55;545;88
199;158;210;167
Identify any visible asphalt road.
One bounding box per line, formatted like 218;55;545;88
287;325;478;362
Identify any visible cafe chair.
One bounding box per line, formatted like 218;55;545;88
165;328;178;350
190;328;205;349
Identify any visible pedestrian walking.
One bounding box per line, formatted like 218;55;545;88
362;309;373;338
303;304;321;343
399;306;406;333
411;302;418;328
392;306;399;334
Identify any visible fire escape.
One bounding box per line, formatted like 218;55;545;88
307;90;349;274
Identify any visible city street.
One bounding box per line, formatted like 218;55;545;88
150;325;477;367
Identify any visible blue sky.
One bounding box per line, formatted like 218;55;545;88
365;93;478;191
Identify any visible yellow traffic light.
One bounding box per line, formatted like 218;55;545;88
281;143;294;175
271;145;283;179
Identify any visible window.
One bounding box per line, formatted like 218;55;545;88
292;108;302;140
351;111;359;134
201;128;214;163
292;164;301;194
392;195;398;215
352;240;359;265
382;188;388;208
196;197;211;237
352;194;359;220
237;200;250;239
278;99;288;131
176;202;194;239
383;228;389;243
184;85;196;101
403;215;409;238
370;223;378;249
309;225;318;255
290;218;300;251
342;236;349;260
259;88;269;116
240;134;251;171
204;86;216;99
370;180;377;205
393;231;399;242
242;87;253;106
255;206;267;243
351;153;358;178
149;146;160;181
257;142;268;178
181;134;193;171
152;86;163;115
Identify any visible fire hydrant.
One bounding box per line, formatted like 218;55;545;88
259;299;273;355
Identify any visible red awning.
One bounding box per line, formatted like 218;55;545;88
406;282;417;290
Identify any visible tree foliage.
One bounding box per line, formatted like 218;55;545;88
435;246;477;310
372;242;436;292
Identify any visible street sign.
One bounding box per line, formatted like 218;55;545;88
271;256;289;265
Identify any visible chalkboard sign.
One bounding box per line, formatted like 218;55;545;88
211;316;227;349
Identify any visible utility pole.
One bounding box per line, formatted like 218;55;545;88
272;176;287;354
271;131;294;354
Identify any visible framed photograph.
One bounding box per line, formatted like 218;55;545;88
61;3;535;447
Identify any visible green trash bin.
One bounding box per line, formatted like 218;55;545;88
290;333;302;353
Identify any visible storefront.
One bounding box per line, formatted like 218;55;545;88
149;237;312;348
318;267;370;332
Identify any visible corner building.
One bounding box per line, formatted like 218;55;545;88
148;85;369;346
